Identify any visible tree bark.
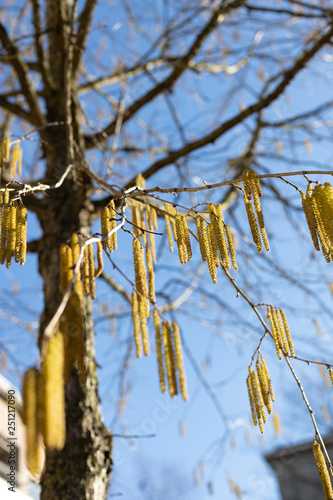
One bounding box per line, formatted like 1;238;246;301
37;104;112;499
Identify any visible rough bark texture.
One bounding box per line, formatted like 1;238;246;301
36;53;112;496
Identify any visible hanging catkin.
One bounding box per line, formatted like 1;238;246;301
313;439;333;500
41;332;66;450
22;367;44;478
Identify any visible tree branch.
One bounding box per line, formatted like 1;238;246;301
131;23;333;186
0;23;46;130
31;0;54;94
72;0;98;74
0;95;37;125
84;0;245;148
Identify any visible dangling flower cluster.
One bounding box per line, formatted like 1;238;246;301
100;200;117;252
22;332;66;477
0;138;22;176
246;355;275;433
242;169;269;252
131;239;153;356
0;188;27;268
301;183;333;262
60;236;104;300
194;206;238;283
175;214;192;264
59;234;86;382
266;306;295;360
313;439;333;500
153;312;188;401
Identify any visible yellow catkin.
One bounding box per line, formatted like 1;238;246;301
1;138;10;169
88;243;96;299
249;170;263;197
151;206;158;230
136;173;146;189
139;302;150;356
138;205;147;245
175;214;187;264
246;374;258;427
154;310;166;393
61;287;85;384
42;332;66;450
313;439;333;500
273;409;281;437
329;368;333;386
274;309;289;355
162;322;178;397
164;203;174;252
109;200;117;250
9;143;22;177
249;171;269;251
22;367;44;478
225;225;238;270
242;169;252;199
100;206;113;252
146;205;157;264
207;223;220;268
279;309;295;357
256;357;273;414
6;204;17;268
133;238;149;316
244;193;262;252
19;206;27;265
322;182;333;249
0;201;10;265
202;220;216;283
14;206;22;263
95;240;104;277
301;189;320;251
181;215;192;261
82;245;90;294
145;246;156;304
251;368;267;426
131;292;142;358
59;244;74;294
131;203;141;239
267;306;282;360
195;216;206;262
172;322;188;401
215;204;230;268
3;187;9;205
311;189;331;262
261;355;275;402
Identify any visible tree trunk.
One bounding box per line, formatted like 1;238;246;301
37;128;112;498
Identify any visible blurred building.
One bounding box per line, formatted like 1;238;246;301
0;374;39;499
266;435;333;500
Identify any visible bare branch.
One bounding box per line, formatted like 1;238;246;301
0;23;47;130
84;0;245;148
72;0;98;74
133;23;333;185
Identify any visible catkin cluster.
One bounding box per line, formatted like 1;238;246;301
195;205;238;283
22;332;66;477
60;235;103;300
301;183;333;262
131;239;155;356
154;311;188;401
242;170;269;252
0;188;27;268
313;439;333;500
100;200;117;253
0;138;22;176
175;214;192;264
267;306;295;360
246;356;275;434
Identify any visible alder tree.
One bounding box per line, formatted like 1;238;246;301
1;1;333;498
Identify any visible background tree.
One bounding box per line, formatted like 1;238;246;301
1;1;333;498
